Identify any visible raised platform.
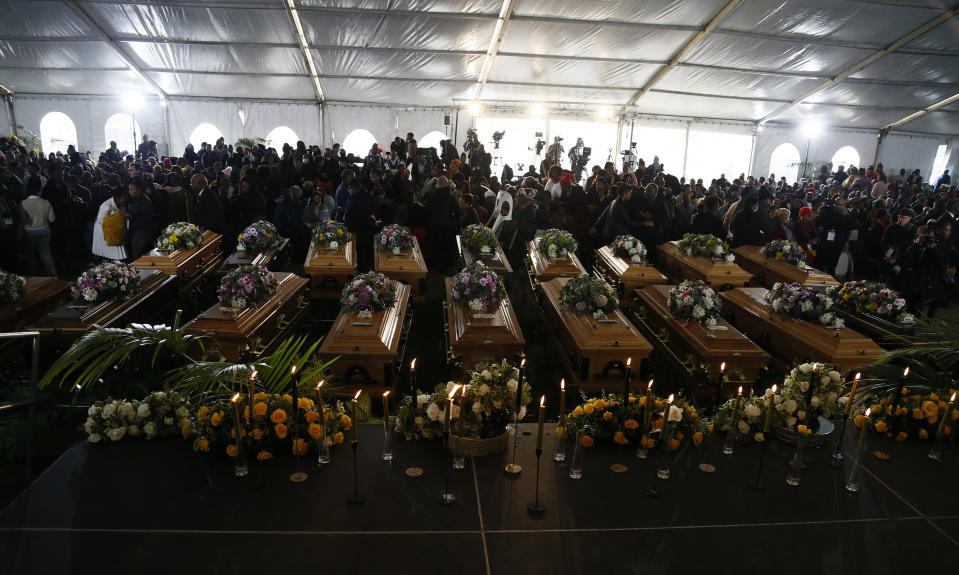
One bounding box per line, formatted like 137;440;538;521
1;424;955;574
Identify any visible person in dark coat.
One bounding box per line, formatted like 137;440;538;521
690;196;725;239
458;193;479;230
236;176;267;228
604;186;641;242
346;178;375;271
126;176;158;260
423;176;459;272
194;174;224;235
730;196;766;248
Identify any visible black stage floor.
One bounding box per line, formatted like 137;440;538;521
2;424;958;574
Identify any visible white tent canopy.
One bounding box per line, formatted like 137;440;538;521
1;0;957;178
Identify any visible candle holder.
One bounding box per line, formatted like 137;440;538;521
439;441;456;505
505;413;523;474
656;428;674;480
747;438;770;491
722;424;737;455
405;432;423;477
610;442;629;473
453;447;466;470
786;435;807;487
569;430;584;479
234;442;249;478
347;439;365;504
290;447;308;483
553;425;567;463
929;393;956;461
526;447;545;513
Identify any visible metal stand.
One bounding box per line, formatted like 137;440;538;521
526;448;545;513
439;438;456;505
748;440;770;491
831;413;851;468
505;417;522;474
347;440;364;504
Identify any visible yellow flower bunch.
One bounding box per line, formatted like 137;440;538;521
613;431;627;445
274;423;288;439
308;422;324;440
210;411;224;426
270;409;287;423
257;451;274;461
796;424;812;436
332;431;345;445
292;439;308;455
624;418;639;430
193;438;210;452
580;435;595;448
297;397;314;411
226;444;238;457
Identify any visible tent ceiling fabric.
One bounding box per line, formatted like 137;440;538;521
0;0;956;135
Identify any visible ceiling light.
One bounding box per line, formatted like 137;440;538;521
597;107;613;120
468;102;482;115
531;103;545;117
801;120;821;139
122;92;145;111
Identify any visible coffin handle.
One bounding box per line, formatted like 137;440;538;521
655;327;670;343
277;313;290;330
635;304;647;321
296;295;309;310
252;337;267;356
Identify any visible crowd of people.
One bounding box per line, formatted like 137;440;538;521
0;128;955;316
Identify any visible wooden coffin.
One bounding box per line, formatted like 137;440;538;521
657;241;752;289
223;237;291;271
303;236;357;299
720;287;884;375
593;245;669;308
133;230;224;296
633;284;771;387
0;277;71;333
318;281;411;391
732;245;839;289
456;235;513;274
29;270;177;339
838;310;942;349
374;237;427;300
541;278;653;392
183;272;310;362
526;241;587;284
444;277;525;369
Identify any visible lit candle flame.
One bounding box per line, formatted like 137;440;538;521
539;395;545;407
626;357;632;367
383;390;390;398
951;392;957;402
520;358;526;368
410;358;416;370
854;372;861;381
231;392;240;403
560;378;565;390
647;379;654;390
737;386;743;395
353;389;362;401
903;366;910;377
865;407;871;417
315;379;325;390
249;370;258;380
290;364;297;375
772;384;777;393
448;384;461;399
666;394;674;403
720;362;726;371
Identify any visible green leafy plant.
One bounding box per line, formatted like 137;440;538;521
235;137;265;149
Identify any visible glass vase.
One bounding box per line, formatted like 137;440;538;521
234;442;248;478
553;425;567;463
382;427;393;462
786;436;806;487
453;452;466;470
317;437;331;465
569;430;584;479
722;424;737;455
656;428;673;479
636;433;649;459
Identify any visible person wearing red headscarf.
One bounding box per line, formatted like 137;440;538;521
794;206;818;256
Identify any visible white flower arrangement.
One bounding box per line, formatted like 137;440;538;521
667;280;721;327
610;235;647;263
83;391;191;443
766;282;844;329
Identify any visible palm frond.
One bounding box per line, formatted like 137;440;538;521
166;335;336;395
39;311;210;390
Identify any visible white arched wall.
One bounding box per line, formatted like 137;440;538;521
166;100;321;154
324;103;449;150
753;125;879;183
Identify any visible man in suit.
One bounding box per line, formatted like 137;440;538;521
194;174;224;235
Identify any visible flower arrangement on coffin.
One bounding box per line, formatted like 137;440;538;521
714;389;777;442
667;279;721;328
156;221;203;251
461;224;499;258
761;239;806;267
191;392;351;459
450;262;507;313
610;234;647;263
396;361;532;441
559;274;618;320
312;220;348;250
774;363;844;431
834;280;914;324
376;224;414;255
238;220;280;253
565;392;704;450
218;265;278;311
339;272;397;318
72;261;142;304
855;387;957;443
678;233;735;262
537;228;578;259
766;282;844;329
83;391;191;443
0;269;27;303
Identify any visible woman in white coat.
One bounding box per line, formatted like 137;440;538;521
92;189;130;260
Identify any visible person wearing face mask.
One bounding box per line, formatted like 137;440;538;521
730;196;766;248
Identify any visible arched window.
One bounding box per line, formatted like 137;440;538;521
769;143;801;184
104;113;141;156
831;146;861;172
39;111;78;156
418;131;448;155
342;129;377;158
265;126;299;149
188;123;225;150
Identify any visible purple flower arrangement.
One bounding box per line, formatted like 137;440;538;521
218;265;278;310
72;261;142;304
376;224;415;254
450;262;507;313
313;220;349;249
237;220;280;253
339;272;397;317
766;282;843;329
